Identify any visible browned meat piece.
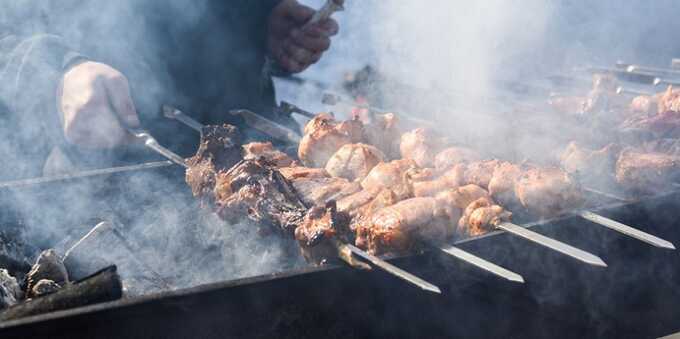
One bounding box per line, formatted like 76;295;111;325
621;109;680;138
291;177;362;207
278;166;329;181
457;197;511;237
400;128;445;168
185;124;242;201
657;86;680;114
25;249;69;299
213;159;306;234
488;162;523;205
641;138;680;156
435;184;490;210
298;114;364;167
242;142;293;167
349;188;406;239
412;164;465;197
360;159;417;192
325;143;385;181
434;146;483;172
560;142;621;184
549;95;587;115
336;187;382;215
630;95;658;116
615;149;680;193
514;167;584;217
463;160;502;188
363;113;402;159
294;202;357;265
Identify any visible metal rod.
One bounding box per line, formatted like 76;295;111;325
126;128;187;168
577;211;675;250
229;109;302;144
437;245;524;283
495;222;607;267
584;187;632;202
162;105;204;133
279;101;316;119
615;86;653;96
345;244;441;294
306;0;344;27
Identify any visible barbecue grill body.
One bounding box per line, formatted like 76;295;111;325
1;165;680;338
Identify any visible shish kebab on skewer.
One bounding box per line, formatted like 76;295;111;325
319;83;675;250
164;103;606;275
163;105;524;284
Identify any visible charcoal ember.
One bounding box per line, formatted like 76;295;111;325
25;249;68;299
30;279;61;298
0;266;122;321
186;124;243;202
0;269;21;310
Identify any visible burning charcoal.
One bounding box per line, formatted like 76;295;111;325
0;266;122;321
25;249;68;299
30;279;61;298
0;269;21;310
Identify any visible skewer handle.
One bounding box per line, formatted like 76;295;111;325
306;0;344;27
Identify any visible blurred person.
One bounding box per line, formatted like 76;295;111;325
0;0;339;180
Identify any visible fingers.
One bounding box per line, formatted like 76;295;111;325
290;28;331;53
285;1;316;25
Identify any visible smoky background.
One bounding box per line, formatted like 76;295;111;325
0;0;679;300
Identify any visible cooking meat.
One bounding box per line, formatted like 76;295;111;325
291;176;362;207
242;142;294;167
364;113;402;159
615;149;680;193
186;124;242;201
212;159;306;234
463;160;502;188
621;108;680;138
325;143;385;181
560;142;621;184
657;85;680;114
278;166;329;181
356;197;454;255
434;146;482;171
412;164;465;197
514;167;584;217
487;162;523;205
435;184;490;210
630;95;658;116
298;114;364;167
457;197;511;237
400;128;444;168
336;187;383;215
360;159;417;192
294;202;358;266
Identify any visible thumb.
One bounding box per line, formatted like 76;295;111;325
105;76;140;128
286;1;316;25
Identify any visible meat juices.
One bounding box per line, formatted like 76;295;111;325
325;143;385;181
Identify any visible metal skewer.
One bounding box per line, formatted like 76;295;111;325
438;245;524;283
495;222;607;267
615;86;653;96
346;244;441;294
125;127;188;168
279;101;316;118
577;211;675;250
229;109;302;144
162;105;204;133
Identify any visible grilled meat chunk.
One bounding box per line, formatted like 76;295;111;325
242;142;294;167
213;159;306;235
295;202;355;265
363;113;402;159
298;114;364;167
630;95;658;116
325;143;385;181
186;124;242;201
560;142;621;185
435;184;490;210
291;177;362;207
434;146;483;172
658;85;680;114
463;160;502;189
615;149;680;193
25;249;69;299
278;166;329;180
400;128;444;168
412;164;465;197
457;197;511;237
360;159;417;192
488;162;523;205
514;167;584;217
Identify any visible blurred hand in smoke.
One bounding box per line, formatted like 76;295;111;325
268;0;340;73
59;61;140;149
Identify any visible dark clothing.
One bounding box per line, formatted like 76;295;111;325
0;0;283;179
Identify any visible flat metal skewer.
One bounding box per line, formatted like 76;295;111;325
577;211;675;250
345;244;441;294
125;127;188;168
279;101;316;118
438;245;524;283
162;105;204;133
495;222;607;267
230;109;302;144
615;86;652;96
